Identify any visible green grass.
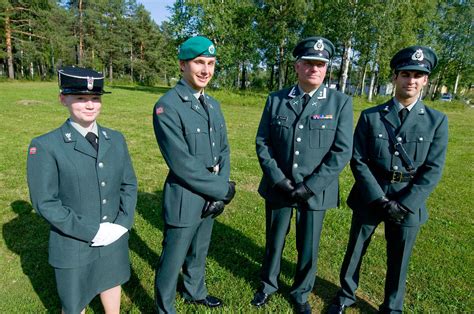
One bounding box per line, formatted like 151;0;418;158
0;81;472;313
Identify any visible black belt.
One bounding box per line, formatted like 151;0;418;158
383;170;416;183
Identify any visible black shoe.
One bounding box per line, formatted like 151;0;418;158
187;295;223;308
251;291;270;307
295;301;311;314
328;303;347;314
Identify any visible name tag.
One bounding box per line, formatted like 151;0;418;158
311;114;333;120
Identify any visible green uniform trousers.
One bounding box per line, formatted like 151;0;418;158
336;215;419;313
154;217;214;313
260;202;326;304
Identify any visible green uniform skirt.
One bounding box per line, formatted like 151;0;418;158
54;247;130;313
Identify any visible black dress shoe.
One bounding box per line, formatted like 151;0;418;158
251;291;270;307
328;303;347;314
187;295;223;308
295;301;312;314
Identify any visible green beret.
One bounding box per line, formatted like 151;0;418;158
178;36;216;60
390;46;438;74
292;36;335;62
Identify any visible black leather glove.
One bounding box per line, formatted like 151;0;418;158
223;181;236;204
274;178;295;197
290;182;313;203
385;200;409;223
369;196;390;211
202;200;225;219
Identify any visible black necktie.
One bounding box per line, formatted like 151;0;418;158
302;94;311;108
85;132;98;152
198;94;209;117
399;108;409;124
297;94;311;115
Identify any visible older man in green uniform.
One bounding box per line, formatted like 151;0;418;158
152;36;236;313
328;46;448;314
251;36;353;313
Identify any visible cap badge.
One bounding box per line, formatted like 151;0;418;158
314;39;324;51
411;49;424;61
208;44;215;54
87;77;94;90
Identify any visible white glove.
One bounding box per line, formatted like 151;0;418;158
91;223;128;247
91;222;112;245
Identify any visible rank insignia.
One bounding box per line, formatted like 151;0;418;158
156;107;164;115
102;130;108;138
29;147;37;155
311;114;333;120
65;133;72;141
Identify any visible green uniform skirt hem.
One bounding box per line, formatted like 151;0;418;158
54;247;130;314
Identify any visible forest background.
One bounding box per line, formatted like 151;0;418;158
1;0;473;101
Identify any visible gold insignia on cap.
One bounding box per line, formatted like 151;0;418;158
411;49;424;61
314;39;324;51
208;45;215;54
87;77;94;90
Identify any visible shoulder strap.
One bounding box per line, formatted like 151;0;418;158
381;118;415;171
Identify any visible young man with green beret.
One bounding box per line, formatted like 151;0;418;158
152;35;236;313
252;36;353;313
328;46;448;314
27;67;137;313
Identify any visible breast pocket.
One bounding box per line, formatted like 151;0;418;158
368;130;390;158
309;120;336;148
184;124;209;156
405;132;433;162
270;116;291;141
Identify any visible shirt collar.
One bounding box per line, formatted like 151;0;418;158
297;85;318;98
68;119;98;137
393;97;417;112
180;79;204;100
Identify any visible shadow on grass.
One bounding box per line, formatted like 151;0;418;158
110;85;171;95
3;200;60;312
133;191;378;311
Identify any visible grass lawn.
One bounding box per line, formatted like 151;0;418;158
0;81;472;313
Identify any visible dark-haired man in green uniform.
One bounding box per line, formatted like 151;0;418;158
252;36;353;314
153;36;236;313
328;46;448;314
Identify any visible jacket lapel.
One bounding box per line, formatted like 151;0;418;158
60;122;97;158
97;125;111;160
285;85;301;116
380;99;400;130
175;80;208;121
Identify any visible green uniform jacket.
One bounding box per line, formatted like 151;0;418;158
153;80;230;227
347;99;448;226
27;121;137;268
256;85;353;210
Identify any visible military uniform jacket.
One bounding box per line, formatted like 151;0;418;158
27;122;137;268
256;85;353;210
347;99;448;226
153;80;230;227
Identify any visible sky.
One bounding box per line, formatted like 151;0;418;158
137;0;175;24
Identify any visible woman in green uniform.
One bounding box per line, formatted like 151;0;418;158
27;66;137;313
